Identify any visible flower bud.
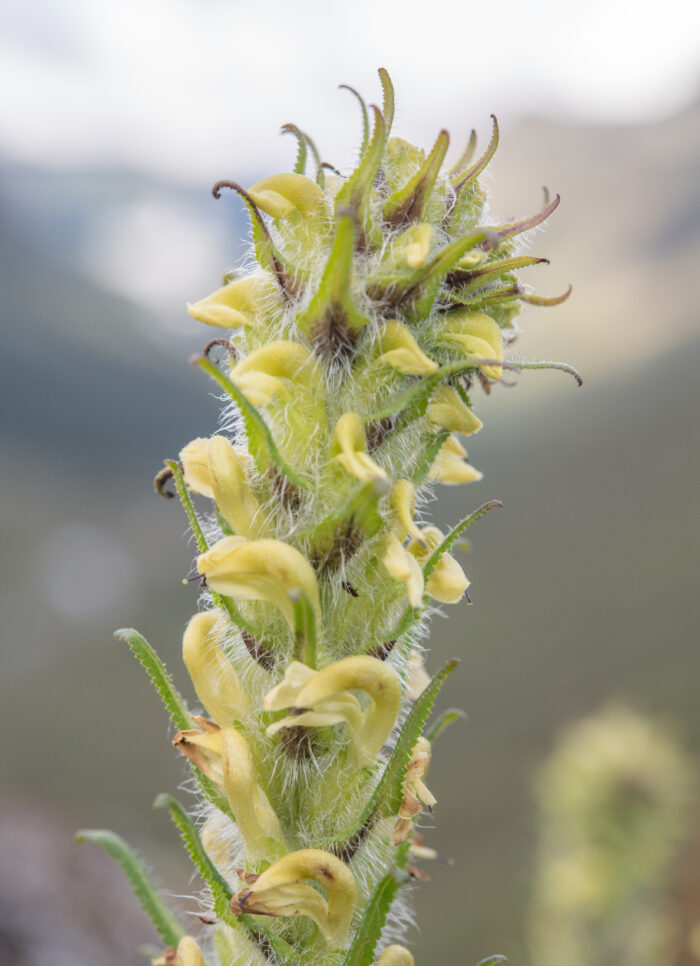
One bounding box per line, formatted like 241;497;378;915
441;310;504;379
182;610;249;725
376;946;415;966
427;385;483;435
230;849;357;948
197;537;321;632
151;936;206;966
376;321;438;375
174;723;283;859
180;435;266;538
389;479;425;543
408;525;470;604
427;435;483;485
187;272;279;329
383;533;424;607
331;412;387;483
230;341;321;407
265;656;401;764
247;173;327;219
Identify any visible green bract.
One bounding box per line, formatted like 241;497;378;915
79;69;578;966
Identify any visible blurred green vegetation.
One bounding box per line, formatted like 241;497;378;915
1;100;698;964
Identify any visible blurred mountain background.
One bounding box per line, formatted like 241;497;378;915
1;96;699;965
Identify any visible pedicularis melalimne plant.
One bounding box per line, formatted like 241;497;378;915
77;70;579;966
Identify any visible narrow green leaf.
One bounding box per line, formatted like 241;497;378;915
448;128;477;178
422;500;503;579
295;213;371;358
197;356;310;490
211;181;304;299
339;84;370;157
322;660;459;851
378;68;395;138
426;707;467;743
365;360;473;426
114;628;191;731
402;230;492;321
165;460;208;554
450;255;549;296
281;122;308;175
335;106;386;248
452;115;499;192
490;193;560;245
342;873;398;966
384;129;450;227
75;829;183;947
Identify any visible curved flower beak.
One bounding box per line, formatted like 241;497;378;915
180;435;267;538
197;537;321;633
230;849;357;948
427;434;483;485
408;525;470;604
187;272;280;329
376;321;438;375
230;341;321;407
441;310;504;380
331;412;387;484
383;532;424;607
264;655;402;764
182;610;249;725
427;385;483;435
173;723;283;859
389;479;426;544
247;173;327;219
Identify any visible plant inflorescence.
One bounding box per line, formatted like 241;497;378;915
77;69;577;965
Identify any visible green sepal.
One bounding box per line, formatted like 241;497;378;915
290;590;318;667
295;212;371;359
197;355;310;490
342;873;399;966
322;660;459;851
339;84;370;157
426;707;467;743
114;627;191;732
451;114;499;192
383;129;449;227
422;500;503;580
281;122;308;175
334;106;386;248
212;181;305;298
74;829;183;947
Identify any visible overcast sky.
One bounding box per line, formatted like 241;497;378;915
1;0;699;183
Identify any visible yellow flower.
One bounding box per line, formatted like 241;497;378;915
180;435;267;538
198;536;320;632
441;310;504;380
376;945;415;966
375;321;438;376
151;936;206;966
173;722;282;859
247;173;327;219
383;532;424;607
389;479;426;543
230;849;357;948
264;656;401;764
230;341;321;407
392;737;437;844
182;610;249;725
427;434;483;485
405;650;431;700
187;272;279;329
427;384;483;435
408;525;470;604
331;412;387;483
383;223;434;270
